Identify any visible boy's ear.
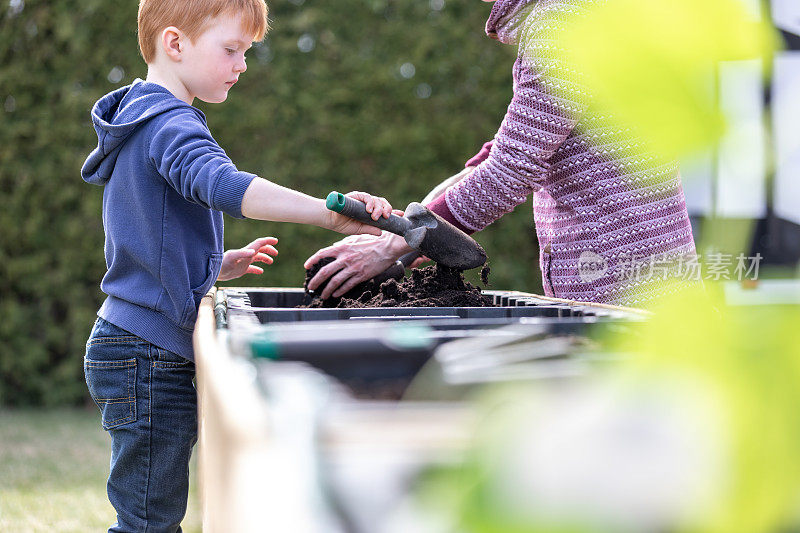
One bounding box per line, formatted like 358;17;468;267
160;26;184;61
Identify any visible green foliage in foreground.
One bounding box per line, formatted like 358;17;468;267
0;1;536;405
417;288;800;533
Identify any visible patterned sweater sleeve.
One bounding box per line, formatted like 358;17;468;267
443;9;592;232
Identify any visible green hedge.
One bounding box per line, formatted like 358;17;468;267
0;0;541;406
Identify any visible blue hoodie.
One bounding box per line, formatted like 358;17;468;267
82;79;256;360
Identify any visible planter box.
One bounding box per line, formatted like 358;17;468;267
193;288;645;532
223;287;632;323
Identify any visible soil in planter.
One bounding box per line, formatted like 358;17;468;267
303;257;493;308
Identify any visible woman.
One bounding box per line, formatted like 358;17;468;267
306;0;697;307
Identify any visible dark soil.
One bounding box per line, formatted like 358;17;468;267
480;264;491;285
303;258;493;308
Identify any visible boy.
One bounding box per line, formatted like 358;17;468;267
81;0;391;530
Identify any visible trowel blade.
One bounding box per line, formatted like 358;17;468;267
403;203;487;270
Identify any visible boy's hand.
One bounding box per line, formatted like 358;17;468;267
326;191;393;235
217;237;279;282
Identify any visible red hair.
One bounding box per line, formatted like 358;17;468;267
138;0;269;63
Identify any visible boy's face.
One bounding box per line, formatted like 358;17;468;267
177;14;254;104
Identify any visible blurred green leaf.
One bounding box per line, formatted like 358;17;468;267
537;0;782;159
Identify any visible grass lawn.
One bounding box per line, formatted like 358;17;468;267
0;408;202;532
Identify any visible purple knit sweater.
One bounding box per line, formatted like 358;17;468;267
427;0;697;307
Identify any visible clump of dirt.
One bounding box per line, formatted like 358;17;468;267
480;264;491;285
303;258;493;308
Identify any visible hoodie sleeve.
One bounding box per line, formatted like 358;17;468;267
147;110;256;218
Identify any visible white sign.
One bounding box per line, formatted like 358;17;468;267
772;52;800;225
680;151;714;217
715;60;767;219
772;0;800;37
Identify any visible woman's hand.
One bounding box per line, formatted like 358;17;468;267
304;232;413;299
217;237;279;282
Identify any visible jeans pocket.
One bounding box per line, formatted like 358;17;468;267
84;357;137;430
152;346;193;369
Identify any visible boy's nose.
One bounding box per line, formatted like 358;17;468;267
235;56;247;73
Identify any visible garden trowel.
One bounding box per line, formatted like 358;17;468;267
326;191;487;271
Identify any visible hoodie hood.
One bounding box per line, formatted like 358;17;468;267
486;0;538;45
81;79;200;185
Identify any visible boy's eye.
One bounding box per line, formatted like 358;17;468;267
226;48;236;55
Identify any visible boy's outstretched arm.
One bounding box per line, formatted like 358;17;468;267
240;177;391;235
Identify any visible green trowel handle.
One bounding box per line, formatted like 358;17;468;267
325;192;412;237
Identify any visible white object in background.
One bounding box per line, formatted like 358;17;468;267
680;151;714;217
771;0;800;36
680;69;715;218
725;279;800;305
715;60;767;219
772;52;800;226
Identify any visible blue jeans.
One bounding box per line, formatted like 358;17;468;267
84;317;197;533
